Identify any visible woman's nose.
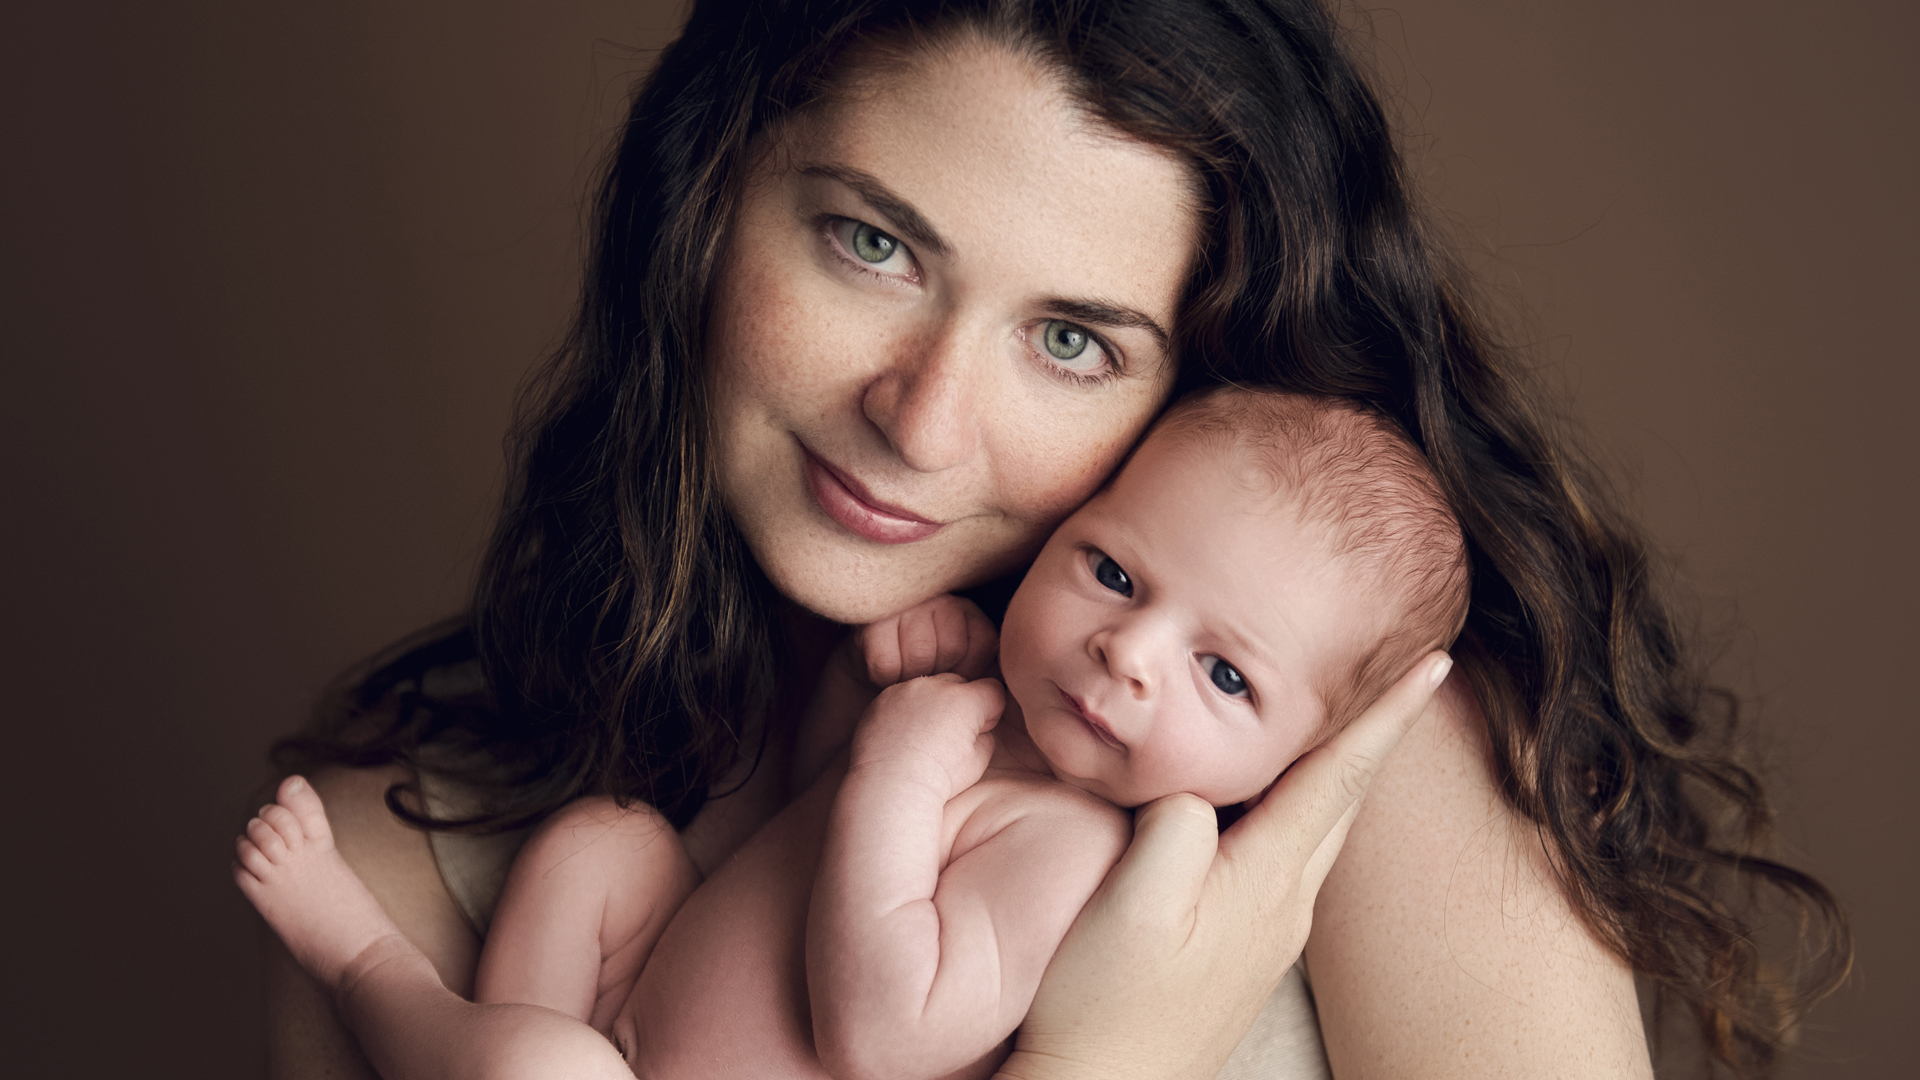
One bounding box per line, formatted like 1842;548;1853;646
861;317;984;473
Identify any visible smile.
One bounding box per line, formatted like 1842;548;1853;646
1059;689;1126;751
802;447;946;545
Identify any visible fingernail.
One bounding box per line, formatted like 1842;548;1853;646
286;776;305;793
1429;655;1454;689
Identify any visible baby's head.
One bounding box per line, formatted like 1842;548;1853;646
999;387;1469;808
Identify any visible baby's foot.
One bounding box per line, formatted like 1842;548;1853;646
234;776;411;996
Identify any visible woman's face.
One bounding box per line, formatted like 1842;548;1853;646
707;42;1199;624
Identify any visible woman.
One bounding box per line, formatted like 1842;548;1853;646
266;0;1846;1077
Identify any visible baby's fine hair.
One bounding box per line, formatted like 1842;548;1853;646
1156;386;1471;726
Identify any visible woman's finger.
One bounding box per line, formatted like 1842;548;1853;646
1220;652;1451;891
1007;653;1455;1080
1298;792;1365;900
1012;793;1221;1079
1090;792;1217;923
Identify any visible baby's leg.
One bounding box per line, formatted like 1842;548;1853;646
235;776;633;1080
475;796;700;1034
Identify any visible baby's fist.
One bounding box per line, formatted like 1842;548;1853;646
858;594;998;687
856;674;1004;796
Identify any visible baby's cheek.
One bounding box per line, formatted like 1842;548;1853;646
1182;721;1299;806
996;606;1038;685
1195;760;1268;807
999;577;1074;676
1130;732;1214;805
1233;725;1320;802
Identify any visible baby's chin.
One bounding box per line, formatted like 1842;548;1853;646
1013;693;1276;808
1049;769;1269;811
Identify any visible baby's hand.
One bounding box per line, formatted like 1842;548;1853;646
856;593;998;687
852;674;1004;800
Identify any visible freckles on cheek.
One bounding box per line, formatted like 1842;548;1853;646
1001;430;1136;529
763;289;880;402
1005;375;1171;524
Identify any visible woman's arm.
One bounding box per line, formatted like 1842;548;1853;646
1303;679;1652;1079
261;764;480;1080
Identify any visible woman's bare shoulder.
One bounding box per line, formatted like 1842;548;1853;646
1303;679;1653;1079
261;764;482;1080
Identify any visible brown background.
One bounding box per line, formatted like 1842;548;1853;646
2;1;1911;1076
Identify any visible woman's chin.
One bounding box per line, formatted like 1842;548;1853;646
757;545;968;626
750;523;1033;626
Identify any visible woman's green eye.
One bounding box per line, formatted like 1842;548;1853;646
850;223;898;264
1043;320;1090;360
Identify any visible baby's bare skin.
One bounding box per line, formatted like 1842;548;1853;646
239;409;1434;1080
620;674;1128;1080
236;777;641;1080
237;602;1130;1080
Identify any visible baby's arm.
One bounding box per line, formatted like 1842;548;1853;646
808;678;1131;1080
476;796;700;1034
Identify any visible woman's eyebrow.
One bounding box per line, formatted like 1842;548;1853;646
796;163;950;259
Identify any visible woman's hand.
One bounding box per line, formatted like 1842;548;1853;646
997;652;1453;1080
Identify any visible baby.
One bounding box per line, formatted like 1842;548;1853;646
236;387;1469;1080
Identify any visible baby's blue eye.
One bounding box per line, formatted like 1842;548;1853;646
1091;552;1132;596
1205;657;1248;697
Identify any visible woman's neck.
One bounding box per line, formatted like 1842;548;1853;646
678;601;850;874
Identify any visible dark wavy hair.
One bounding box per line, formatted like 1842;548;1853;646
273;0;1847;1073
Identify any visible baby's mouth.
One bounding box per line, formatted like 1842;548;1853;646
1059;688;1126;751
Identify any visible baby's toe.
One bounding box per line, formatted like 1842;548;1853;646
246;814;290;862
236;835;274;880
259;803;307;848
275;776;334;848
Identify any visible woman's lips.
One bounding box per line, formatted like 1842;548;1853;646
1060;689;1126;751
802;448;945;545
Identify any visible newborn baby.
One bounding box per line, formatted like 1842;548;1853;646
236;387;1469;1080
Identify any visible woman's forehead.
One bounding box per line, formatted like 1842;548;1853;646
773;44;1199;296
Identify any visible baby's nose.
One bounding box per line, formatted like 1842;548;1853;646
1091;625;1160;700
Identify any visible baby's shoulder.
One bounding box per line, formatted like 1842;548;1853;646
946;769;1130;867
